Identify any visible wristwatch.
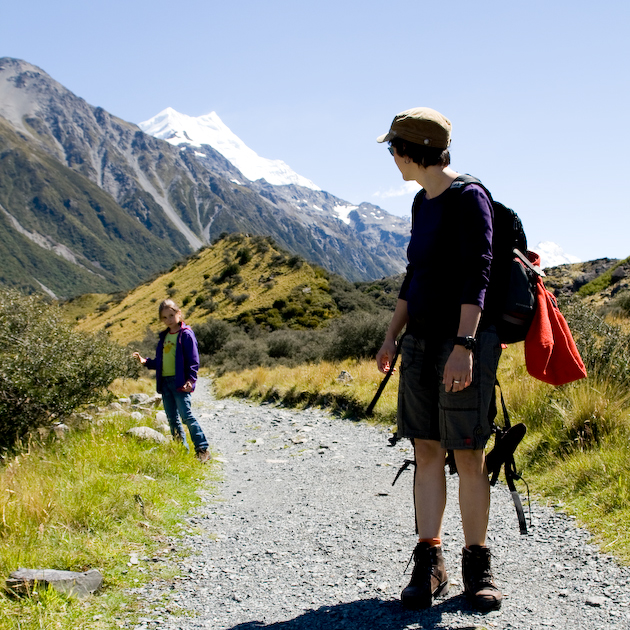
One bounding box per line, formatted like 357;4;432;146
454;336;476;351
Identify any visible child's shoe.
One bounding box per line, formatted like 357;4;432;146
196;448;211;463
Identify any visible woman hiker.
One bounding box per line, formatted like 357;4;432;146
375;107;502;612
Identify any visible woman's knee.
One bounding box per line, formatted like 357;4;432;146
414;439;446;468
453;449;486;476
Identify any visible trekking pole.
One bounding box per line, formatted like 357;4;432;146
366;333;405;416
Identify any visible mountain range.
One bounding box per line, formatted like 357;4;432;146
0;58;412;299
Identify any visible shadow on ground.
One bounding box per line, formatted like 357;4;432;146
226;595;490;630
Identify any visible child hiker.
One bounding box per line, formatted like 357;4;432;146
133;299;211;463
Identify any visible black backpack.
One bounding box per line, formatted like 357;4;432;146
447;174;544;344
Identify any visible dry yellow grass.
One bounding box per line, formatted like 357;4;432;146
215;358;399;426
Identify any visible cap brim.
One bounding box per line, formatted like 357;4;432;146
376;132;393;143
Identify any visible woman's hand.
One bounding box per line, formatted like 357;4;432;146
376;338;397;374
132;352;146;365
442;346;473;392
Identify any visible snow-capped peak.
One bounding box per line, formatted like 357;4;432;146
138;107;320;191
535;241;580;269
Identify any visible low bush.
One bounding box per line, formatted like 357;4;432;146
194;318;235;356
0;290;138;449
325;311;389;360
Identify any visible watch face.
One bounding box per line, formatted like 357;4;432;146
455;336;475;350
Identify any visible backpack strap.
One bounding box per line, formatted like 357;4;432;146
485;379;531;535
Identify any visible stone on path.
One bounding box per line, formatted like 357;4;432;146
6;568;103;598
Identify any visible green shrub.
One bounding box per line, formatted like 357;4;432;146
193;318;235;356
0;290;138;449
237;247;252;265
218;263;240;283
214;338;269;374
232;293;250;305
325;311;389;360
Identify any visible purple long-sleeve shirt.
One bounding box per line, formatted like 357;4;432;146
399;183;494;337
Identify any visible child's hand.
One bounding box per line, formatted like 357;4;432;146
132;352;146;365
180;381;193;392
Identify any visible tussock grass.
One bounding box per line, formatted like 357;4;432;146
214;359;399;426
215;343;630;561
0;408;218;629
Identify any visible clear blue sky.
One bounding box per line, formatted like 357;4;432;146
2;0;629;262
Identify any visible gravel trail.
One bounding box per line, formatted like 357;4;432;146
130;377;630;630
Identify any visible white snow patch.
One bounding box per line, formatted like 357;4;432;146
333;204;358;225
312;205;323;211
231;179;243;185
139;108;320;191
194;151;206;157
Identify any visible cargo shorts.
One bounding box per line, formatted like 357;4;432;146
397;328;502;450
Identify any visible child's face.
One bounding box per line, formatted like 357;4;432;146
160;307;182;331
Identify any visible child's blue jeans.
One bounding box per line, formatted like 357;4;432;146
160;376;209;453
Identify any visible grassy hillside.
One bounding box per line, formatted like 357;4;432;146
74;234;342;342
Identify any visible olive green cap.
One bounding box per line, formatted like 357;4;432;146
377;107;452;149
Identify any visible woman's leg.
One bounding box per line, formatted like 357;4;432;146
453;448;490;547
173;390;209;453
413;438;448;538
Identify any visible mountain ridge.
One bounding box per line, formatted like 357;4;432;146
0;57;411;298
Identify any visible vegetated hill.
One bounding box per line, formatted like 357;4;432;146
0;58;410;298
73;234;378;343
70;238;630;376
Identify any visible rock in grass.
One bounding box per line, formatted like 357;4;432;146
126;426;168;443
6;568;103;598
53;424;70;439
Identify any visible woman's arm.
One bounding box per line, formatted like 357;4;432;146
376;298;409;374
442;303;481;392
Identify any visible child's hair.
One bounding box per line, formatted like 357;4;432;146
158;299;180;316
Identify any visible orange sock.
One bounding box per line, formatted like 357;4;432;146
418;537;441;547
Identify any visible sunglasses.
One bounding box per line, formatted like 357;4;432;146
388;145;395;156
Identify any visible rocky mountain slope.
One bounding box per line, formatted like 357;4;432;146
0;58;410;298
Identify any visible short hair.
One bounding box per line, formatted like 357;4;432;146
158;299;180;316
390;137;450;168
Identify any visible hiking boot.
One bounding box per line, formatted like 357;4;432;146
196;448;211;463
401;542;449;610
462;545;502;611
